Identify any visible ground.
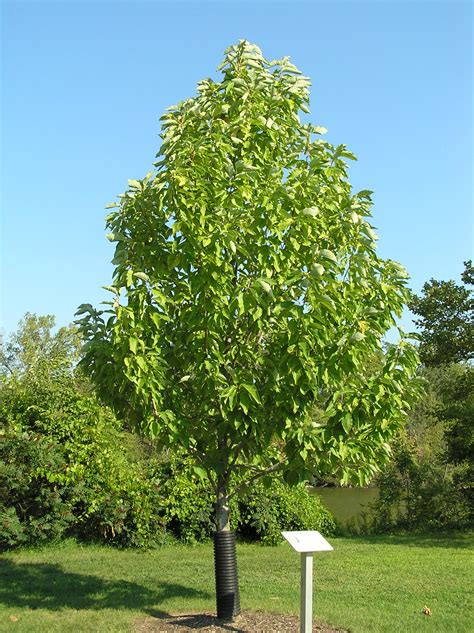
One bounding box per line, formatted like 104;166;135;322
134;611;347;632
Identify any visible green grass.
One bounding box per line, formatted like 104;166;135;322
0;533;472;632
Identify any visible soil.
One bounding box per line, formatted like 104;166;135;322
133;611;347;633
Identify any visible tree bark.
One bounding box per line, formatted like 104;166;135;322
216;475;231;532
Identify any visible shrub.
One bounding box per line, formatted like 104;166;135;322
0;375;170;550
0;430;76;548
238;477;336;544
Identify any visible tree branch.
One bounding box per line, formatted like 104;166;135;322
227;459;287;501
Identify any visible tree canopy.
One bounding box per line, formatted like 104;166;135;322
77;41;420;521
0;313;80;381
409;260;473;366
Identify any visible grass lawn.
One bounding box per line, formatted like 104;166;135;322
0;532;472;632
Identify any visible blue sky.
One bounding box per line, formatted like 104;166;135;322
1;0;472;336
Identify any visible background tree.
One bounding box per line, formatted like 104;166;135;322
410;262;473;518
409;260;473;366
370;262;473;532
0;313;80;380
77;41;420;619
371;363;473;532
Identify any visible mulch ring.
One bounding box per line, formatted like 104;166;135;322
133;611;347;632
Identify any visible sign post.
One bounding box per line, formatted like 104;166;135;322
282;530;333;633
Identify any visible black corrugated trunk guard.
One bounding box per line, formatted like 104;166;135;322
213;530;240;620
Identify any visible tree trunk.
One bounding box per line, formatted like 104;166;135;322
213;474;240;620
216;478;231;531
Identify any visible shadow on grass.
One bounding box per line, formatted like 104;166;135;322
346;531;474;549
0;558;210;612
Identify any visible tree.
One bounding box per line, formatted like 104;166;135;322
371;362;473;532
77;41;420;619
372;260;474;532
409;260;473;366
0;313;80;380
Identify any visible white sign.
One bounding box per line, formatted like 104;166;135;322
281;531;334;633
282;530;333;553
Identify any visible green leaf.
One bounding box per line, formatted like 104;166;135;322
362;225;378;242
242;383;261;404
102;285;119;294
256;278;273;296
192;466;207;480
342;414;353;433
237;292;245;313
391;262;409;278
75;303;93;316
227;385;238;409
315;293;335;311
302;206;319;219
133;272;150;282
311;264;325;276
319;249;337;263
106;231;127;242
239;390;250;415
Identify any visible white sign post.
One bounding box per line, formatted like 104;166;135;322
282;530;333;633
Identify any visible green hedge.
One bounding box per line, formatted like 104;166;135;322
0;381;168;549
0;426;335;549
0;426;168;550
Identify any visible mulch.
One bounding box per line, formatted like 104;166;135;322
133;611;347;632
